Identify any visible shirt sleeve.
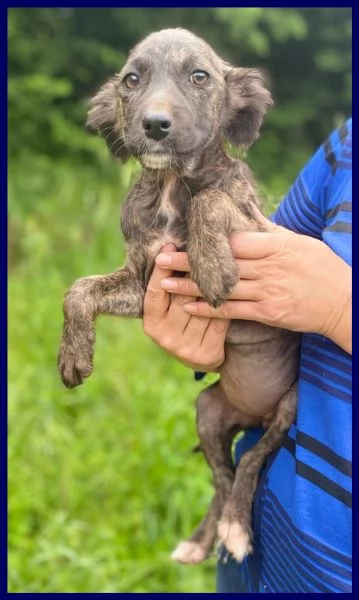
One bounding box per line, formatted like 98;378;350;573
271;118;352;241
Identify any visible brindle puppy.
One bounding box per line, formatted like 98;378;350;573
58;28;300;564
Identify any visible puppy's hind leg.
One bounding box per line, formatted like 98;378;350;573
172;382;247;564
171;494;221;564
218;382;297;563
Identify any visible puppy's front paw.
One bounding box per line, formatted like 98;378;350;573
58;337;94;388
192;259;239;308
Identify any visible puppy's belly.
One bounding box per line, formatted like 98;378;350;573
220;323;300;415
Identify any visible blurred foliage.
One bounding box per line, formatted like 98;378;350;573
8;7;351;593
8;7;352;192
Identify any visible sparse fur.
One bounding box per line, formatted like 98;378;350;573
58;28;300;563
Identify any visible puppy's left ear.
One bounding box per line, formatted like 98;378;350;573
223;68;273;148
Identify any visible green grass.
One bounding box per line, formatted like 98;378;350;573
8;154;287;592
8;156;220;593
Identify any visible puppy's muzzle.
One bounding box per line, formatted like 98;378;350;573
142;112;172;141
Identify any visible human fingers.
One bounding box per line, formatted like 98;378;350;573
229;228;290;260
143;243;177;329
163;291;200;335
161;276;262;301
183;299;264;321
174;316;229;371
155;251;191;272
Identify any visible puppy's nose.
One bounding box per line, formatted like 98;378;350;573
142;112;172;141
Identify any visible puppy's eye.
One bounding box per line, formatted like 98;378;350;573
123;73;140;89
190;71;209;85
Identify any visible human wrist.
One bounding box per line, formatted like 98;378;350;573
322;269;352;354
330;288;352;354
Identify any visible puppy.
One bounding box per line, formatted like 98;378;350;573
58;28;300;564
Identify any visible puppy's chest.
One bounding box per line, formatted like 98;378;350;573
146;174;190;257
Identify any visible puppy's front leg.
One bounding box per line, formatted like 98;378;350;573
58;267;144;388
187;190;241;308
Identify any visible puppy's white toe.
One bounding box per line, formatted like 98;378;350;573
217;520;253;563
171;540;209;564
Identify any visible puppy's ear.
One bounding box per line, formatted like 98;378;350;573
86;79;128;160
223;68;273;148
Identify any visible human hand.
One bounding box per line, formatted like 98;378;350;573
156;218;352;354
143;244;230;371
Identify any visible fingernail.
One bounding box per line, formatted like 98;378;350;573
162;243;177;252
156;254;172;266
161;278;177;290
184;303;198;313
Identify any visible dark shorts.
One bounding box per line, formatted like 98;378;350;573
216;546;264;593
217;553;251;592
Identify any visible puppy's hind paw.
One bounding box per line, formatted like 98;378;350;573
171;540;210;564
217;520;253;563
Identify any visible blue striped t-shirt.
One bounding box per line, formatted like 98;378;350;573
221;118;352;593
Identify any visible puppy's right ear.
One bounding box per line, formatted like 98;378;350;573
86;79;128;160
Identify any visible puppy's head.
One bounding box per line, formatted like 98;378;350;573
87;28;273;171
